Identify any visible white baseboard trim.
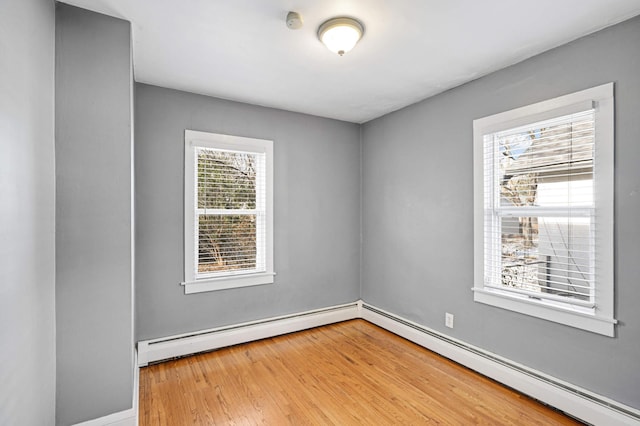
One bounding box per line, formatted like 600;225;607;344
132;349;139;426
73;411;135;426
137;301;360;366
74;351;139;426
361;302;640;426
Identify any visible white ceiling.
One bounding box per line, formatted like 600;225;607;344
60;0;640;123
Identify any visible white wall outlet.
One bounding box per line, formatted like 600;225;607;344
445;312;454;328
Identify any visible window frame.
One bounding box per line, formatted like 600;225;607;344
183;130;274;294
473;83;615;336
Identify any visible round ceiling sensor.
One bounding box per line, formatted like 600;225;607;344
286;11;303;30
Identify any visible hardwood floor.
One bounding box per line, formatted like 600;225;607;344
139;319;583;425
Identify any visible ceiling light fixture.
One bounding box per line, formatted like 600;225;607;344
317;17;364;56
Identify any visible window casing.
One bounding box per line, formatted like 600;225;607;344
473;84;615;336
183;130;274;294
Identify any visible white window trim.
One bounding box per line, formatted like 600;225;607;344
473;83;615;336
183;130;274;294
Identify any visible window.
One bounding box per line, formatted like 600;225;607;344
183;130;274;294
473;84;615;336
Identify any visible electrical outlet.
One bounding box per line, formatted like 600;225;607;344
445;312;454;328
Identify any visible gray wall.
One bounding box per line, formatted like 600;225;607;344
135;84;360;340
0;0;56;424
55;4;134;425
361;16;640;409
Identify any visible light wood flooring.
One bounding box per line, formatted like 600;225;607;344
139;319;583;425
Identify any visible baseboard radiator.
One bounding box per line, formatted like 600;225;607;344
137;300;640;426
360;303;640;426
137;302;360;366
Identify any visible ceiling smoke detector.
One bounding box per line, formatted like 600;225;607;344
286;11;303;30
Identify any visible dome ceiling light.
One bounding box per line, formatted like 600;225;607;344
317;17;364;56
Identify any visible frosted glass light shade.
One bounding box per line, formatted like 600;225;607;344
318;17;364;56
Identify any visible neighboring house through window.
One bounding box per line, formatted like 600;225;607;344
473;83;615;336
183;130;274;294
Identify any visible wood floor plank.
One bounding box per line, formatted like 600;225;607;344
139;319;583;425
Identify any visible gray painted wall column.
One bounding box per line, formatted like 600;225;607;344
55;4;134;425
361;16;640;409
0;0;56;424
135;84;361;340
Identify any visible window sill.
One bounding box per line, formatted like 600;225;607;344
182;272;275;294
473;288;616;337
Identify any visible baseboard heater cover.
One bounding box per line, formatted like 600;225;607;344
360;303;640;426
137;302;360;366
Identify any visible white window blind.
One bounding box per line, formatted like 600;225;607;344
195;147;266;277
473;83;615;336
183;130;274;294
483;109;595;307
